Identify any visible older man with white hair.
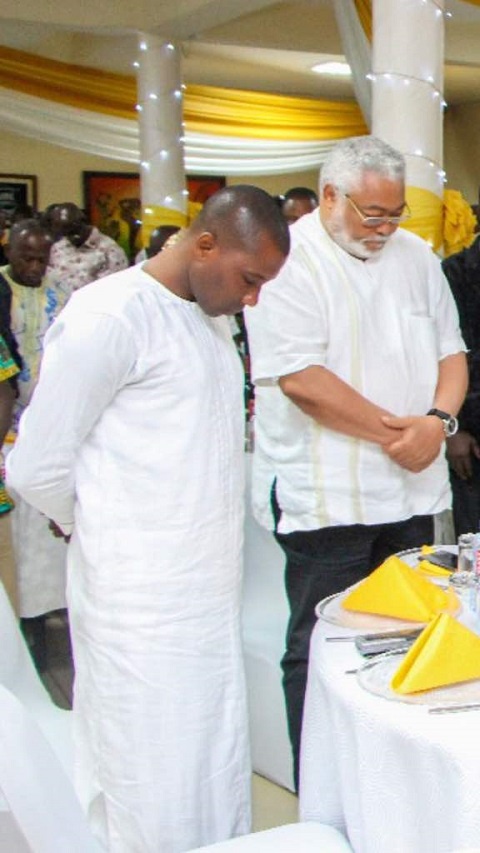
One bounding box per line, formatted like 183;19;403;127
245;135;468;789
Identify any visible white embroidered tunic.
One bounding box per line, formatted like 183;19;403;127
7;265;250;851
245;211;466;534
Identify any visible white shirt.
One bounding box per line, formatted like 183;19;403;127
245;211;466;534
7;266;251;850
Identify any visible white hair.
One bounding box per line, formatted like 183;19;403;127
319;136;405;195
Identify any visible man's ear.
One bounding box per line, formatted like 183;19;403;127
322;184;337;210
195;231;216;258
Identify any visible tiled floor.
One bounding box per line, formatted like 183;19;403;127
22;610;298;832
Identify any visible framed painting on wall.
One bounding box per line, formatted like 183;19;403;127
82;171;226;262
0;174;38;221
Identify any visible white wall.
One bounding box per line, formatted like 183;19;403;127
444;105;480;205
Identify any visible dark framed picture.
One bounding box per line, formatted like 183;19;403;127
0;174;38;221
82;171;225;262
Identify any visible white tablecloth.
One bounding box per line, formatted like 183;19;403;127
299;592;480;853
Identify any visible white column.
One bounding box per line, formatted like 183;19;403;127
135;34;188;243
370;0;446;248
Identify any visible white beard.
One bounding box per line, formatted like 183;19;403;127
327;208;391;260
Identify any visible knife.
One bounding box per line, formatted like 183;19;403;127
429;703;480;715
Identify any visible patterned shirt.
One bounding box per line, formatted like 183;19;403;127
0;332;19;384
0;331;19;512
48;226;128;303
0;266;61;434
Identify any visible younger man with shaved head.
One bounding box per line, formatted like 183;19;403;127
7;186;290;853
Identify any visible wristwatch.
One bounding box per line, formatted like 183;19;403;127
426;408;459;437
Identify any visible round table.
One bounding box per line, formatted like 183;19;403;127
299;554;480;853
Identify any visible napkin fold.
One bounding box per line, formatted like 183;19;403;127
416;559;452;579
391;612;480;694
341;555;458;622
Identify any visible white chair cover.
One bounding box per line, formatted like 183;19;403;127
188;822;353;851
0;683;102;852
0;580;73;776
242;455;294;791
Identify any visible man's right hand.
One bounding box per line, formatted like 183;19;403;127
48;519;71;543
446;430;480;480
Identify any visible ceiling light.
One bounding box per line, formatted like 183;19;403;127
311;61;351;76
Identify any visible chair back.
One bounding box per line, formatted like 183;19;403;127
0;683;102;852
0;580;73;777
187;822;353;851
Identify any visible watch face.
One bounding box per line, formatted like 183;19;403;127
445;416;459;437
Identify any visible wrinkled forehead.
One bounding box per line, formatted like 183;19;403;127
10;231;50;254
344;169;404;197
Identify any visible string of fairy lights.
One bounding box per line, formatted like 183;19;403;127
134;37;188;219
131;0;453;225
368;0;447;202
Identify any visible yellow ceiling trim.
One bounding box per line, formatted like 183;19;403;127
0;45;136;119
185;84;367;140
0;44;367;142
353;0;372;42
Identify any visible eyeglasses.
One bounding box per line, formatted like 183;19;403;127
344;194;411;228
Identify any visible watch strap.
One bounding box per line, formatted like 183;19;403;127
426;408;458;437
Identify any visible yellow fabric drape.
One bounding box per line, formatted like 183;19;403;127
353;0;372;42
401;186;477;256
402;186;444;253
0;45;367;142
141;202;203;245
185;85;367;141
443;189;477;257
0;45;136;119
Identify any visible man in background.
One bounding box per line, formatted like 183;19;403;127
46;202;128;303
281;186;318;225
134;224;181;263
7;186;290;852
0;220;67;643
442;236;480;535
0;331;20;613
246;136;467;789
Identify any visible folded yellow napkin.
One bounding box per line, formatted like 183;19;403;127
341;555;458;622
391;613;480;694
416;559;452;579
420;545;435;556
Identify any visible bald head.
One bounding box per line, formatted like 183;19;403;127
47;203;91;246
147;185;289;317
190;185;290;257
8;220;52;288
281;187;318;225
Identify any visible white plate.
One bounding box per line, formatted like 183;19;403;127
357;652;480;707
315;590;426;631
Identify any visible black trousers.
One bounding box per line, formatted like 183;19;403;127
450;457;480;537
273;507;433;791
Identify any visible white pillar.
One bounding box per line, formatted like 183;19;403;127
370;0;445;249
136;34;188;244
